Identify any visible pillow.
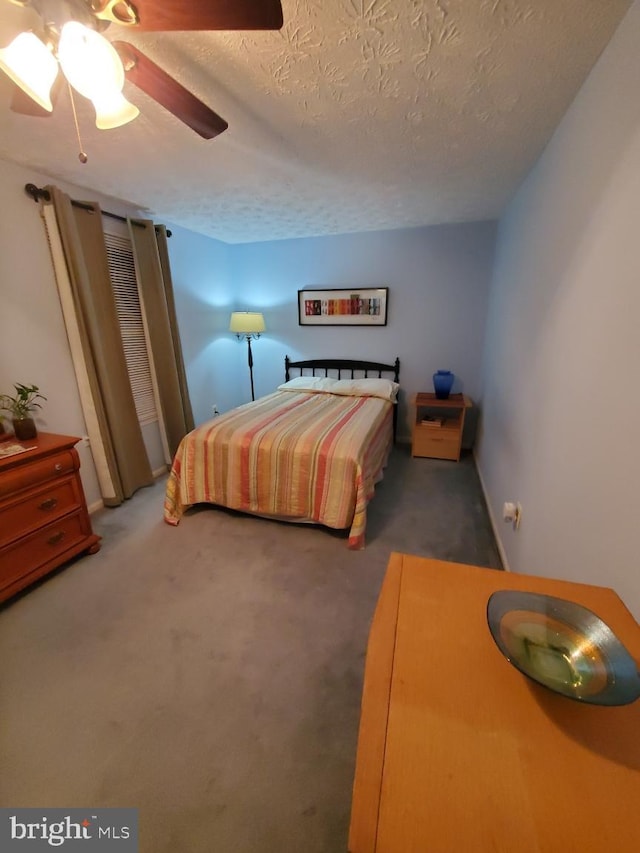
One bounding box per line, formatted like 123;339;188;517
326;378;399;402
277;376;332;393
278;376;398;402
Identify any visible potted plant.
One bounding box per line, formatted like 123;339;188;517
0;383;47;440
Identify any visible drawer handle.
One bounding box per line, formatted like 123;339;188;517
54;463;63;472
47;531;66;546
39;497;58;511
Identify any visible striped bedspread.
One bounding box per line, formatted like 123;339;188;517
163;389;393;548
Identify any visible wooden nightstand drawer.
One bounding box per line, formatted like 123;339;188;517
0;476;82;548
0;511;88;591
0;450;76;498
412;428;460;460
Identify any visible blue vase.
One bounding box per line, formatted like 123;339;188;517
433;370;454;399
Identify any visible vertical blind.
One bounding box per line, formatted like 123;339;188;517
104;232;158;425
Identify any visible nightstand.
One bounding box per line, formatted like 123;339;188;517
411;392;471;461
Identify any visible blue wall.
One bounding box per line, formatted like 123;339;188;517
165;223;239;423
167;221;498;439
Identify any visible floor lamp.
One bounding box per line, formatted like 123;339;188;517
229;311;265;401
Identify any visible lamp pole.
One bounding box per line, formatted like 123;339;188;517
246;335;256;401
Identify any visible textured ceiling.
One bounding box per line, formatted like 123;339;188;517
0;0;632;243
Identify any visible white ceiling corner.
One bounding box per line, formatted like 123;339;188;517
0;0;632;243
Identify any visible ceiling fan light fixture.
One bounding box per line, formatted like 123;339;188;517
58;21;138;129
93;91;139;129
58;22;124;94
0;31;58;112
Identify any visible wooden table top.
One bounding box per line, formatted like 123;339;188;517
0;432;80;473
349;554;640;853
413;392;472;408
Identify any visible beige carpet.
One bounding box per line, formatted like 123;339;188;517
0;446;501;852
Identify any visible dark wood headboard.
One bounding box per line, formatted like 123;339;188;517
285;356;400;383
284;356;401;438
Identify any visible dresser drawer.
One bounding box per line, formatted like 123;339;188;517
0;450;77;498
0;476;81;548
0;511;88;591
412;428;460;460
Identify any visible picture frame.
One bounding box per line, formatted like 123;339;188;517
297;287;389;326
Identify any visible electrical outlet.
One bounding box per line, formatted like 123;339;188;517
502;502;516;522
514;502;522;530
503;501;522;530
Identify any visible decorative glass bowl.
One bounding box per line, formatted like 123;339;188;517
487;590;640;706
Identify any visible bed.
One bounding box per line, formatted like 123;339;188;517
164;356;400;548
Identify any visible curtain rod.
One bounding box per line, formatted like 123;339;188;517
24;183;171;237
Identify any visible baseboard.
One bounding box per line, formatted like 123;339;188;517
472;450;511;572
88;468;166;514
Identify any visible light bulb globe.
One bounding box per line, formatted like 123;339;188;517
0;32;58;111
59;22;125;99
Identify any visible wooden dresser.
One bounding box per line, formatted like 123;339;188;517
349;553;640;853
0;433;101;603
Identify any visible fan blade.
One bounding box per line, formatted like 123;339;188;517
103;0;283;32
114;42;228;139
10;75;63;117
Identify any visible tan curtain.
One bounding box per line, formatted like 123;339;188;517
128;218;194;456
46;186;154;504
42;204;118;502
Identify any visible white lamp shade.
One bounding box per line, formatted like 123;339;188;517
58;22;123;96
58;22;138;129
0;31;58;112
93;90;139;130
229;312;266;334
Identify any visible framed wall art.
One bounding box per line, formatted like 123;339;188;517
298;287;389;326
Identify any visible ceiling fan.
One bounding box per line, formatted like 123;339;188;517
0;0;284;143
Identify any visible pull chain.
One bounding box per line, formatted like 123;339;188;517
67;82;88;164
